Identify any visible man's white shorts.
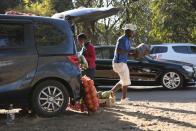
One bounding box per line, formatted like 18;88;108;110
113;62;131;86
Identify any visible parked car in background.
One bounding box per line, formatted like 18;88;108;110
94;45;196;90
149;43;196;65
0;14;81;117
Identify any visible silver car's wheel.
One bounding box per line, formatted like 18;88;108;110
32;80;69;117
38;86;64;112
161;71;183;90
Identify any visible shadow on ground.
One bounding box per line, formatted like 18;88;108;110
0;107;146;131
97;86;196;103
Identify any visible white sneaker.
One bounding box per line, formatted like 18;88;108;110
120;98;131;105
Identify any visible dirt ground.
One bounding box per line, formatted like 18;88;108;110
0;86;196;131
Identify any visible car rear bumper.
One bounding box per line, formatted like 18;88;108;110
69;73;82;100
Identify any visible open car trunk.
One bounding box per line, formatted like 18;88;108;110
51;7;120;25
51;7;120;52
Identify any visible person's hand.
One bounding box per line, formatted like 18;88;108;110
128;53;135;58
144;49;150;55
129;49;136;54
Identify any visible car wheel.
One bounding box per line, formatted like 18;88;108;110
161;71;183;90
31;80;69;117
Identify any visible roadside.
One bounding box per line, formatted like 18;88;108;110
0;86;196;131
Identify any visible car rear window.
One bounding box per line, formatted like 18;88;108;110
102;48;111;59
190;46;196;53
95;47;114;59
95;48;102;59
172;46;190;54
150;46;168;54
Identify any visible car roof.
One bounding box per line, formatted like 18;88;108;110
0;14;66;24
94;45;115;48
0;14;76;55
151;43;196;47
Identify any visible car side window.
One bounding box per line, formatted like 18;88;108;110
102;48;110;59
34;22;65;46
190;46;196;54
172;46;190;54
150;46;167;54
0;23;24;48
110;48;115;59
95;48;103;59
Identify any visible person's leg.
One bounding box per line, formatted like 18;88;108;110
110;82;122;93
122;85;128;99
90;68;96;80
120;85;130;104
120;63;131;100
111;63;123;93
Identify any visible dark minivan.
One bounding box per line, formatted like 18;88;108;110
0;14;81;117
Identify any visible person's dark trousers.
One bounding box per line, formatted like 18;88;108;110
82;68;96;80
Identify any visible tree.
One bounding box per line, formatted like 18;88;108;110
73;0;126;45
150;0;196;43
51;0;73;13
116;0;153;46
0;0;21;14
73;0;153;46
8;0;55;17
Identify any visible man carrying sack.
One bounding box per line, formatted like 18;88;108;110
110;24;137;104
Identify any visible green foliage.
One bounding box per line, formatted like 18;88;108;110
122;0;153;45
0;0;21;13
191;27;196;43
1;0;196;45
8;0;55;17
74;0;196;45
149;0;196;43
74;0;154;46
51;0;73;13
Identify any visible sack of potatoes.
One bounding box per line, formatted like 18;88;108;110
135;43;150;60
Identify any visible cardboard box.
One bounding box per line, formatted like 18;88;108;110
99;97;116;107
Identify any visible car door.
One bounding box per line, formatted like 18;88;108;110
110;56;161;86
187;46;196;65
0;20;38;104
95;47;115;85
127;57;159;82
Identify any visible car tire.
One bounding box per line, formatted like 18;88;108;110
31;80;69;117
161;71;184;90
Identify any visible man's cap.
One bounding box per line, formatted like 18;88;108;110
122;24;137;31
77;33;87;39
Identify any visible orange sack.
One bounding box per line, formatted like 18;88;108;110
81;76;99;112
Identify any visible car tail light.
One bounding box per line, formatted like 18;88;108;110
67;55;79;68
153;56;157;59
153;54;162;59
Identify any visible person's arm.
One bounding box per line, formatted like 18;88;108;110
128;52;136;58
116;38;136;54
117;48;136;54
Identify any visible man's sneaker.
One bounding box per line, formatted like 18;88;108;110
120;98;131;105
